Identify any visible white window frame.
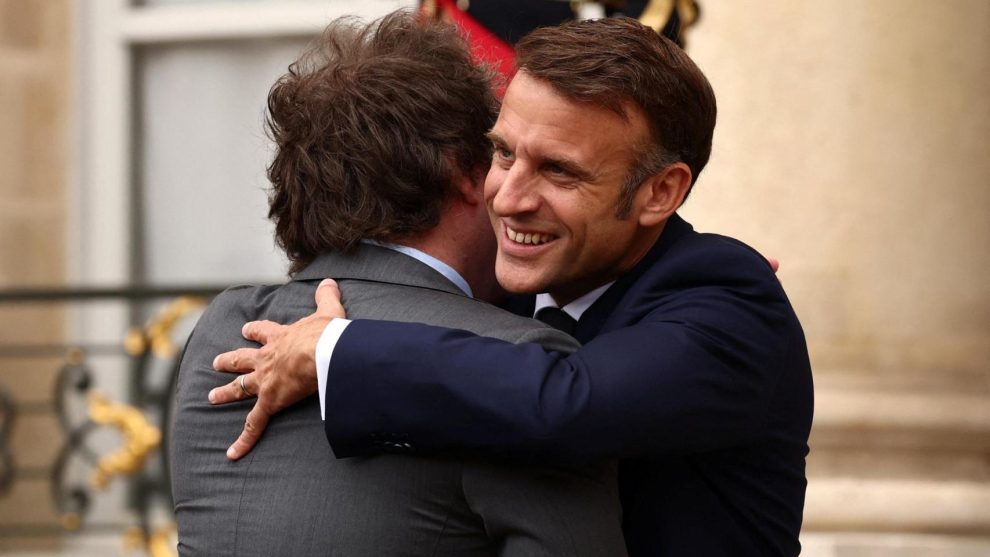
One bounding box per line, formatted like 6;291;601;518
71;0;413;344
73;0;414;289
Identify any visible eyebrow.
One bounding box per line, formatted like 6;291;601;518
543;155;595;182
486;130;596;182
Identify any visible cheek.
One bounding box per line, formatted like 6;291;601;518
564;210;616;259
552;201;590;242
483;168;503;201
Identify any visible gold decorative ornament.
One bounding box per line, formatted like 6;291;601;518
124;327;147;356
87;392;162;490
638;0;675;32
125;296;205;358
148;525;178;557
61;512;81;531
638;0;699;42
123;526;145;552
421;0;437;18
123;524;177;557
66;347;86;366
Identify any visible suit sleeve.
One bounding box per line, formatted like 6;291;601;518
324;245;806;461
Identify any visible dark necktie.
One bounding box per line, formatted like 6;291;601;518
535;307;577;336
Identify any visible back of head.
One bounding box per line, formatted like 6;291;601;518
515;17;716;201
266;11;498;274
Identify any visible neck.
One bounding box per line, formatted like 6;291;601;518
549;219;667;306
396;203;502;302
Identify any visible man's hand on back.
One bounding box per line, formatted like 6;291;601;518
210;278;345;460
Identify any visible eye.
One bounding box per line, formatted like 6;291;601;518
544;161;581;182
495;147;515;162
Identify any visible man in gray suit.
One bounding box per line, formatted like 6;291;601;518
170;12;624;556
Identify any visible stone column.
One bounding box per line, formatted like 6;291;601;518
684;0;990;554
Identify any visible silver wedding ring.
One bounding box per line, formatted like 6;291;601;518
239;375;253;397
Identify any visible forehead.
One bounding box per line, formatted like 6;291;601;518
494;73;649;165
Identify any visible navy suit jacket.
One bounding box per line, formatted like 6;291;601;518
325;215;814;556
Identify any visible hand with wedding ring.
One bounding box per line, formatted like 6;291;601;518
209;278;346;460
238;375;253;397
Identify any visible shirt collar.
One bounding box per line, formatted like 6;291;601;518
533;281;615;322
361;240;473;298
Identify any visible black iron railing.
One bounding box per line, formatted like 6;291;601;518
0;286;233;555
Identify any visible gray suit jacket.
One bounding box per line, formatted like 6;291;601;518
171;245;625;556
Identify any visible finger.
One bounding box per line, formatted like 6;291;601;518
766;256;780;274
315;278;346;319
226;404;271;460
208;373;256;404
213;347;260;372
241;320;282;345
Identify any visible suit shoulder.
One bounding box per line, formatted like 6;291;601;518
183;284;282;358
649;231;807;340
690;232;773;268
195;284;279;328
626;230;798;329
659;230;780;287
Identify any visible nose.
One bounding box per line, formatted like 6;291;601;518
490;164;540;217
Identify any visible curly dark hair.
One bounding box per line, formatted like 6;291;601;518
515;17;717;215
266;11;498;274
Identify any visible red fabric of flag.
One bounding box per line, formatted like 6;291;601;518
435;0;516;80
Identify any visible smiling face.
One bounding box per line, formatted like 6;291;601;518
485;72;669;305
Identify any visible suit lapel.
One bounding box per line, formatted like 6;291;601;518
291;244;468;298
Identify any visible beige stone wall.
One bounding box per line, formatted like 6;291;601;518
683;0;990;552
0;0;73;550
686;0;989;375
0;0;70;287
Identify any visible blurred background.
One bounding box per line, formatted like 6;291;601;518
0;0;987;555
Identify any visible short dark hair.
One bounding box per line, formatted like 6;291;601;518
266;11;498;274
515;17;717;215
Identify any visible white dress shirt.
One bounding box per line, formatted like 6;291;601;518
532;281;614;322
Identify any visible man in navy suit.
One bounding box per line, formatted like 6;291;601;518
212;16;813;556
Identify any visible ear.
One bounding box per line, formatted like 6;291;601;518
452;165;488;206
636;162;692;227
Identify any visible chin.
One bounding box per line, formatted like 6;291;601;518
494;267;544;295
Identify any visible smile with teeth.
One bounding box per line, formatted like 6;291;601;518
506;226;556;246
